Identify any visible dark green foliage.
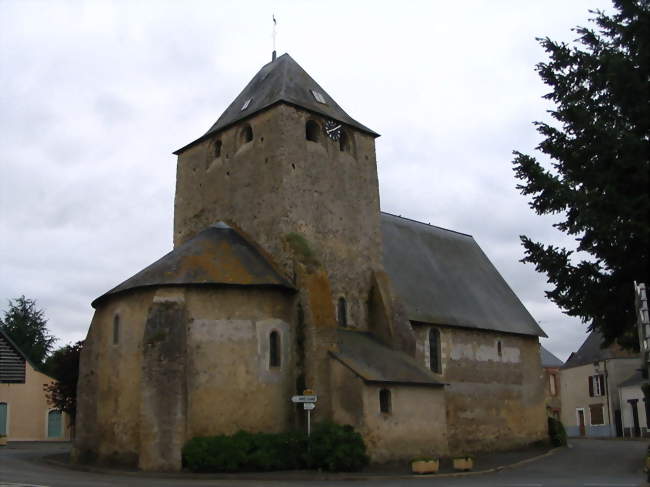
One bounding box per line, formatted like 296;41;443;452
0;296;56;366
306;421;369;472
44;341;83;422
548;417;568;447
182;423;368;472
512;1;650;348
182;430;307;472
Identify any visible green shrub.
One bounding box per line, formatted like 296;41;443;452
182;423;368;473
182;433;251;472
307;421;369;472
183;430;308;472
548;417;567;447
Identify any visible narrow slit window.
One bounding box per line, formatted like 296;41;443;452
379;389;391;414
429;328;440;373
113;315;120;345
214;139;222;158
241;125;253;144
306;120;319;142
337;297;347;327
339;131;349;152
269;331;281;368
497;340;502;358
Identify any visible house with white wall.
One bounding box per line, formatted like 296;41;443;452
618;371;648;438
560;330;638;437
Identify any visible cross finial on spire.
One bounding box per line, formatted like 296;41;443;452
272;14;277;61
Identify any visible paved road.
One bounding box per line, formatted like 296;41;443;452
0;439;647;487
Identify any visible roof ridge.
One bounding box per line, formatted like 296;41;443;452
380;211;473;238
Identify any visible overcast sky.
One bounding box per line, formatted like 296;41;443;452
0;0;615;361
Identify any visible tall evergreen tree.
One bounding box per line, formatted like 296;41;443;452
0;296;56;366
512;0;649;348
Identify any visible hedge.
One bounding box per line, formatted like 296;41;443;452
182;421;368;472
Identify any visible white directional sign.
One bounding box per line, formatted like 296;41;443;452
303;403;315;410
291;395;317;403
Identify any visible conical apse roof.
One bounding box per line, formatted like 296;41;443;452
92;222;295;307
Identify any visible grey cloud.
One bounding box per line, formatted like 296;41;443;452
1;0;612;356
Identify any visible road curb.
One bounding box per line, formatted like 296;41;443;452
41;446;563;482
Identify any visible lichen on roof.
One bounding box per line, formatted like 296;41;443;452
92;222;295;307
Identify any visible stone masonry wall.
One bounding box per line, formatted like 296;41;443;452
173;104;383;331
412;324;546;455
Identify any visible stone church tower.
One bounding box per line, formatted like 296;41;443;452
172;53;414;414
173;53;383;327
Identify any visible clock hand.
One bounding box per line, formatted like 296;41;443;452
327;124;341;134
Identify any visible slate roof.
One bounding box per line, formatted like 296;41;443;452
330;329;444;387
562;330;638;369
174;53;378;154
380;212;546;337
93;222;295;307
540;345;564;368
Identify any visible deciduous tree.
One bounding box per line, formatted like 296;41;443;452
44;341;83;425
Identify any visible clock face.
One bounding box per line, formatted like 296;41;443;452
324;120;342;141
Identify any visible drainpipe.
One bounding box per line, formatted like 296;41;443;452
604;360;613;436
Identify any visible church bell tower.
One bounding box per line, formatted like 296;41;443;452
173;53;383;331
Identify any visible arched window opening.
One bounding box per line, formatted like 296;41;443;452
47;410;62;438
306;120;320;142
379;389;391;414
339;130;349;152
241;124;253;144
337;297;347;327
429;328;440;373
214;139;222;158
269;331;281;368
113;315;120;345
497;340;502;358
0;402;7;436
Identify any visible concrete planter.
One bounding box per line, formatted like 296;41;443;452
453;456;473;471
411;459;439;474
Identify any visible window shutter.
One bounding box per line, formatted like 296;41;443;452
599;375;605;395
588;376;594;397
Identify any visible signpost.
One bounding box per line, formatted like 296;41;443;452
291;395;317;404
291;389;317;436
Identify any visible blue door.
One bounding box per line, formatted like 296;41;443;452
47;410;62;438
0;403;7;436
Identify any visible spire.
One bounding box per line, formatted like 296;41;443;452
272;14;277;62
174;53;378;154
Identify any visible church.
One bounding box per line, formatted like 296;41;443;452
73;52;547;471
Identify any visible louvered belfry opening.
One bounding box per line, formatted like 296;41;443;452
0;332;26;383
